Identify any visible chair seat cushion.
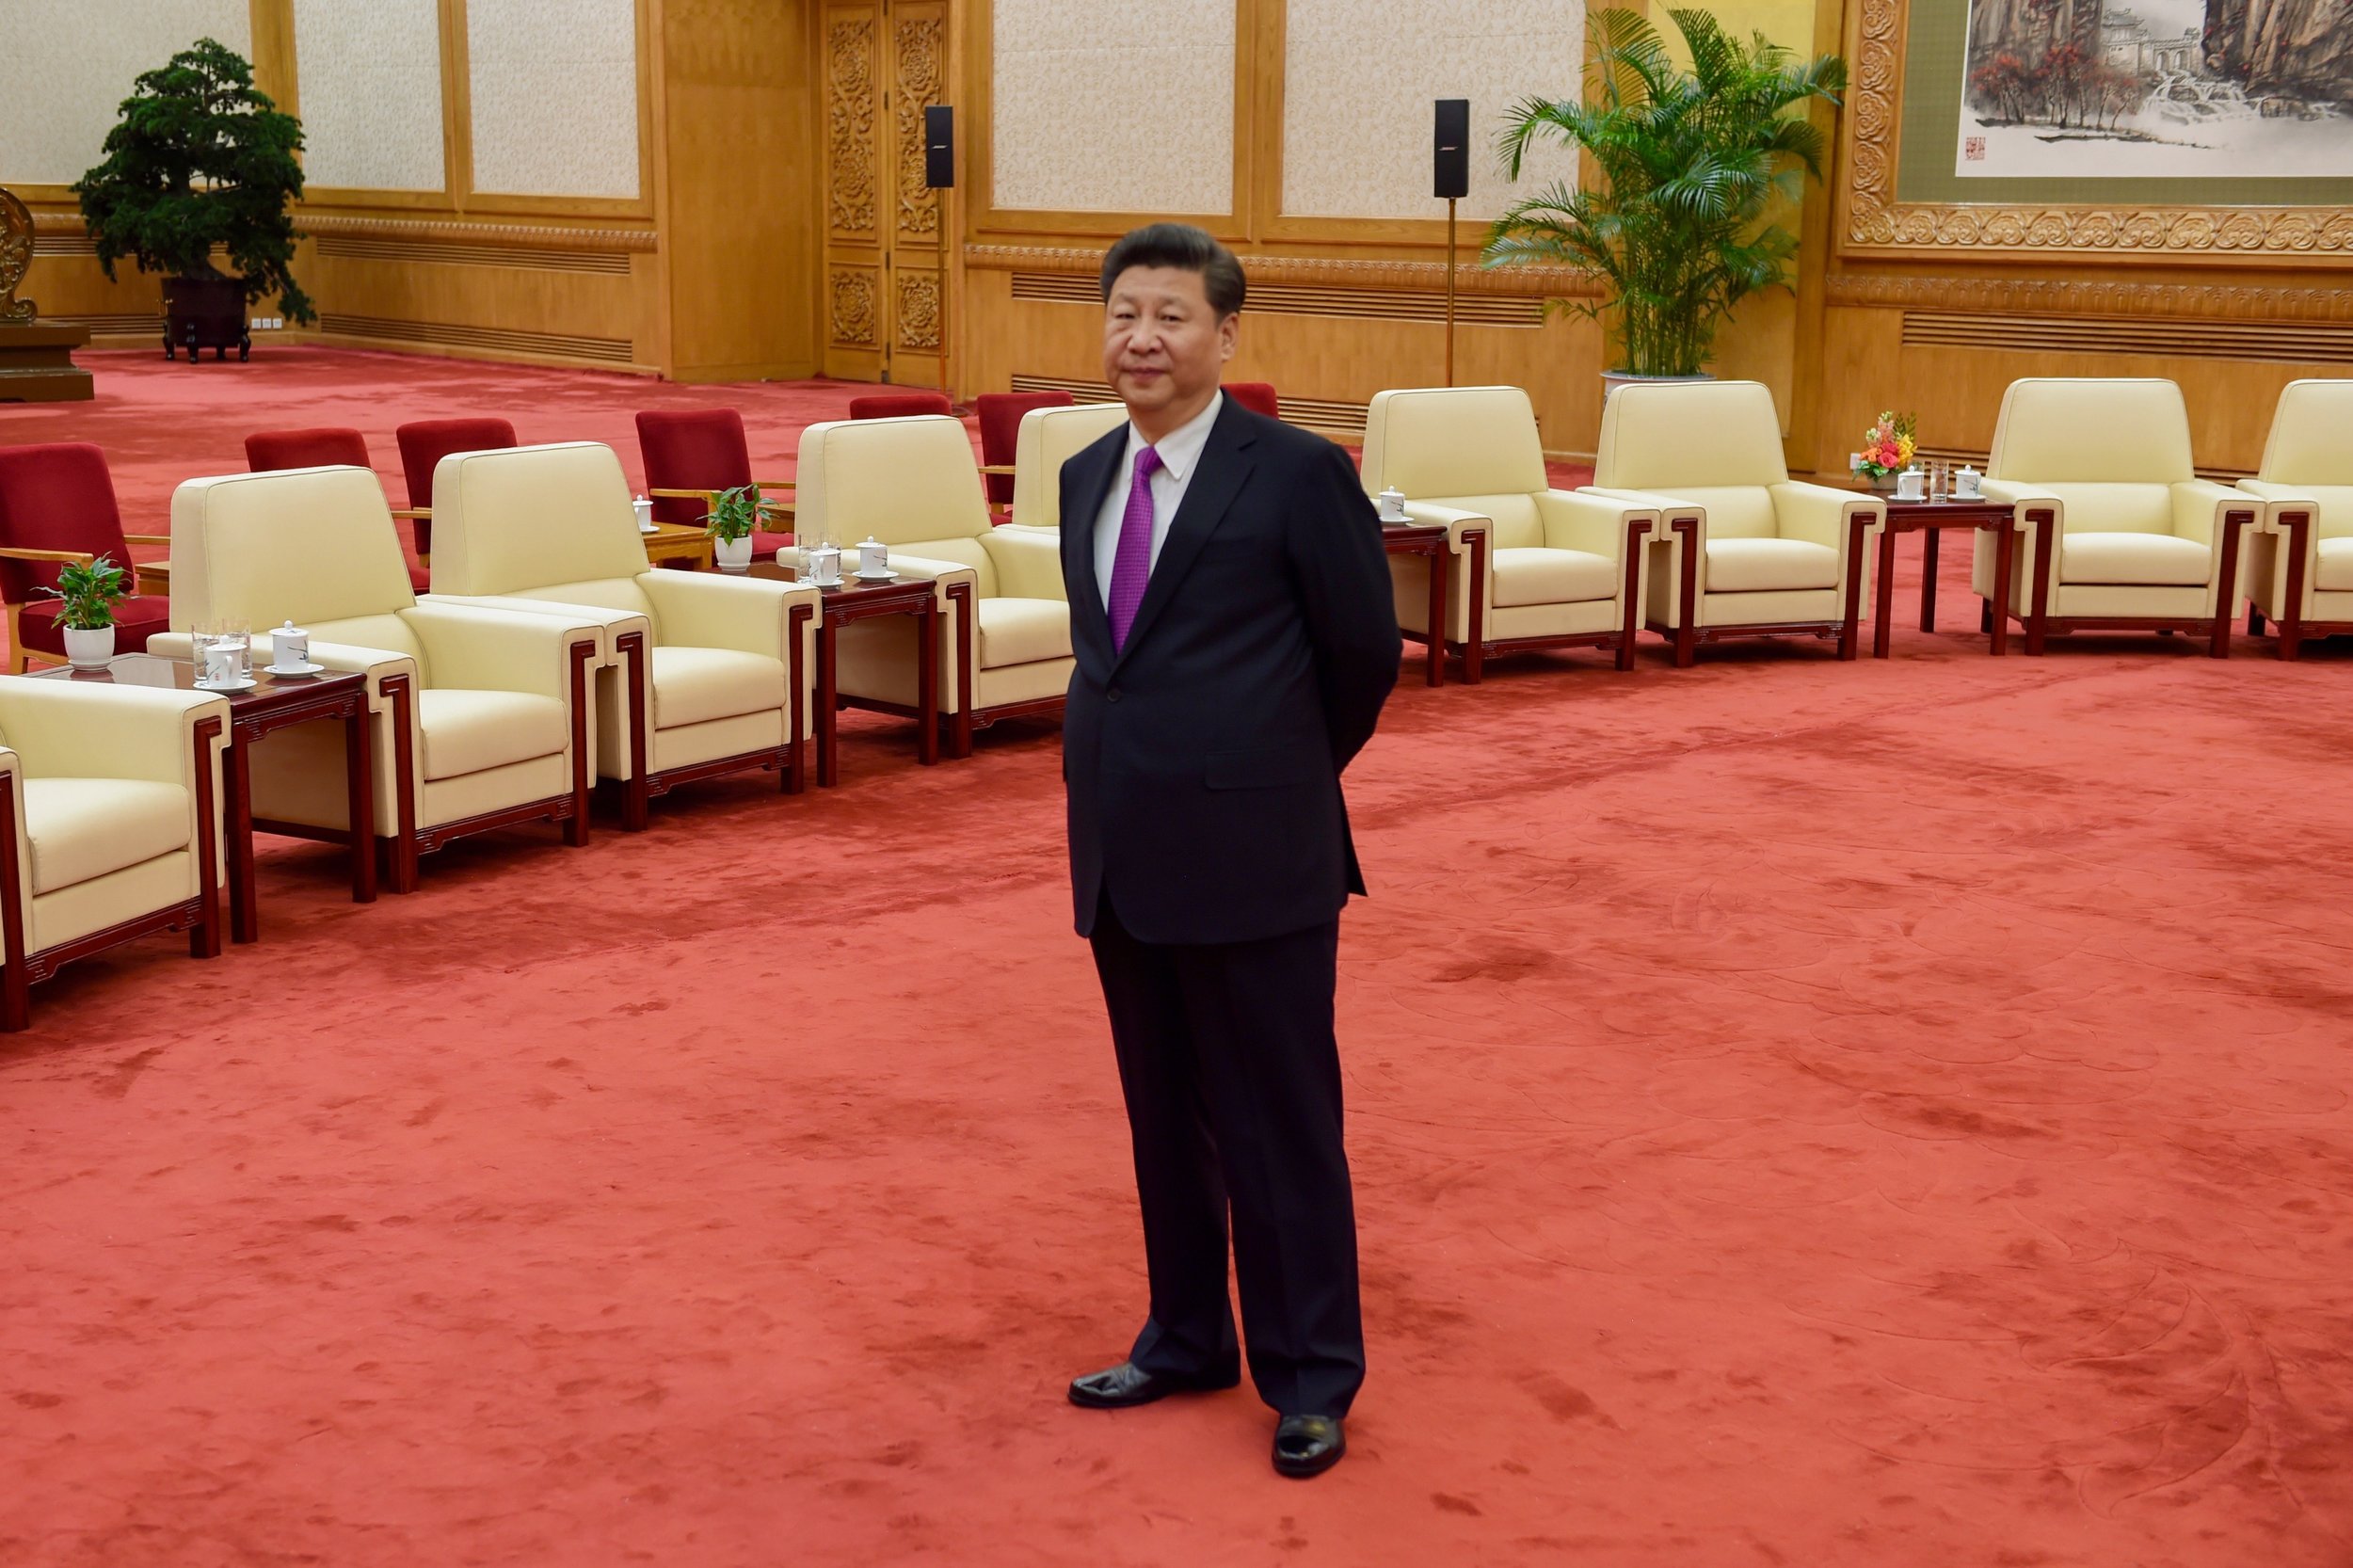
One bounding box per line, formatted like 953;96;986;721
414;688;570;780
976;597;1071;668
2059;531;2211;585
650;645;787;729
2314;536;2353;592
1489;547;1617;607
14;594;172;659
20;776;189;895
1705;536;1839;593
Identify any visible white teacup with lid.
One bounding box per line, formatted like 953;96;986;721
1953;463;1982;499
1377;487;1408;523
268;618;312;673
632;494;656;533
855;537;891;579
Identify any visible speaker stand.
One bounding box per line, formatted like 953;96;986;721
1444;197;1458;388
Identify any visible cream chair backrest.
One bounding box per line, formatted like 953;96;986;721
1592;380;1790;540
1011;403;1130;528
798;415;997;592
1361;387;1550;550
168;466;422;657
1988;377;2190;534
2258;379;2353;538
430;441;657;617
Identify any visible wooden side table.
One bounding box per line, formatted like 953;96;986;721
746;561;939;785
36;655;376;945
1871;497;2016;658
1382;521;1450;687
640;521;715;570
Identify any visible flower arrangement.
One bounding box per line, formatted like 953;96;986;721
42;553;128;631
1852;411;1917;483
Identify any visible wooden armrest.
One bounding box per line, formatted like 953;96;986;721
648;487;720;502
0;545;98;566
120;533;172;546
978;464;1017;475
390;507;429;520
750;477;797;491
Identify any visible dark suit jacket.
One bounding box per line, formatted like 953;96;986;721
1060;397;1402;946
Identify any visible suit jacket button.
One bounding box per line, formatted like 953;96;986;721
1105;686;1122;702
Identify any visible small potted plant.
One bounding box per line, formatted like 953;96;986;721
1851;411;1918;491
73;38;313;362
43;554;129;668
705;484;761;572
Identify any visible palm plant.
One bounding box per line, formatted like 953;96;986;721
1484;8;1845;378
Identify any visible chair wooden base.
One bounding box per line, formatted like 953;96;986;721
611;616;812;830
1;716;222;1032
1441;520;1652;683
2249;507;2339;662
1654;514;1870;667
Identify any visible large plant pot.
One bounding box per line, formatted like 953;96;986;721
62;625;115;669
161;275;251;363
1601;370;1714;410
713;534;755;573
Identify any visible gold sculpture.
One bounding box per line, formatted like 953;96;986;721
1;185;37;324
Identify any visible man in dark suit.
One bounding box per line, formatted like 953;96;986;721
1059;223;1401;1479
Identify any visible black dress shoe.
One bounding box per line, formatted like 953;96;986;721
1066;1360;1239;1409
1272;1415;1345;1478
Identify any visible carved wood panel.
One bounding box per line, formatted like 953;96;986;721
826;14;878;239
823;0;948;385
893;12;944;242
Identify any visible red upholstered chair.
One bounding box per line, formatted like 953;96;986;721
394;417;518;561
976;391;1072;516
849;392;953;421
0;442;173;673
1225;381;1279;420
245;426;430;591
634;408;793;559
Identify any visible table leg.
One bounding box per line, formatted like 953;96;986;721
345;700;377;904
1919;528;1942;632
1873;525;1897;659
1989;520;2013;658
916;601;940;768
228;736;259;942
1424;543;1447;686
817;617;840;788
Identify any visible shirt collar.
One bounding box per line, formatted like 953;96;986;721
1124;390;1224;483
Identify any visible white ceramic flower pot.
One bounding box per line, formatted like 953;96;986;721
713;534;755;573
63;625;115;669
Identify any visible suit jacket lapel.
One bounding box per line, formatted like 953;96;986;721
1066;427;1126;653
1112;399;1257;670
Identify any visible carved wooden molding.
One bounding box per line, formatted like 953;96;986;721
894;16;944;240
1843;0;2353;261
965;243;1601;298
897;270;941;351
1826;271;2353;322
830;266;878;347
1;186;36;322
298;216;656;252
828;16;877;237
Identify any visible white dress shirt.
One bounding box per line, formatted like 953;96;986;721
1093;391;1224;609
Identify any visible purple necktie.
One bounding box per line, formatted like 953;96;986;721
1107;444;1163;651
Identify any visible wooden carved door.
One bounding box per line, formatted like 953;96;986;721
822;0;948;387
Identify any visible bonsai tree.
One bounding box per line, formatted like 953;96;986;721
42;555;128;631
73;38;314;325
1483;8;1845;378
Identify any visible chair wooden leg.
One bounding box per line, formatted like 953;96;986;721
2249;606;2265;636
1980;600;1993;634
1;785;27;1032
0;961;24;1032
387;833;421;894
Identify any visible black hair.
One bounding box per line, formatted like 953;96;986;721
1098;223;1246;318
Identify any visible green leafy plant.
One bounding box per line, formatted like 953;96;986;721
41;555;128;632
72;37;315;324
704;485;762;544
1483;8;1845;378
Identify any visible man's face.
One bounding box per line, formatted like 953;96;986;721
1101;265;1237;427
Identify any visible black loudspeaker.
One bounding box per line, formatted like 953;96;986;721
1433;99;1469;200
925;105;955;189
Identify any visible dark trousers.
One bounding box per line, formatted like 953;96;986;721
1089;892;1365;1418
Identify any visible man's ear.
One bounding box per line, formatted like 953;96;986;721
1219;314;1239;362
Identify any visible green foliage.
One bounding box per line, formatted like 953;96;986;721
1482;8;1845;377
72;38;314;324
42;555;128;632
704;485;763;544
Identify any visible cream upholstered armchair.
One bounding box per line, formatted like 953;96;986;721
1970;378;2259;658
155;466;603;892
1358;386;1657;681
796;414;1072;757
1007;402;1129;530
1;676;230;1031
424;440;821;824
2236;379;2353;661
1586;379;1881;666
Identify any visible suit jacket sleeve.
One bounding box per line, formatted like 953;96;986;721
1286;438;1402;772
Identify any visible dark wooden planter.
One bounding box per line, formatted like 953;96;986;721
161;275;251;362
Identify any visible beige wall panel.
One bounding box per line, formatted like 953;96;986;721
299;246;662;373
990;0;1236;215
292;0;447;191
468;0;642;198
0;0;252;187
1279;0;1579;221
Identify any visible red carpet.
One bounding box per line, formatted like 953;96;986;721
3;351;2349;1567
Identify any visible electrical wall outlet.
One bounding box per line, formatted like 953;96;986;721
270;316;282;329
250;316;264;329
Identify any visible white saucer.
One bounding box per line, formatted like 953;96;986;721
195;676;258;693
854;568;900;582
639;522;661;534
266;661;326;677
